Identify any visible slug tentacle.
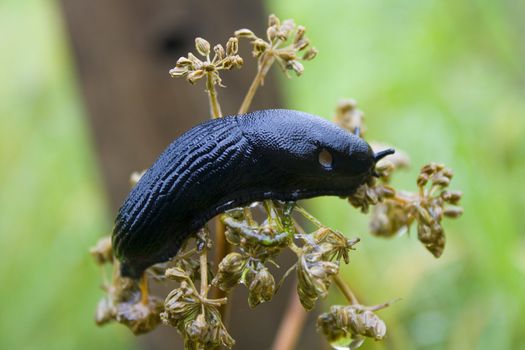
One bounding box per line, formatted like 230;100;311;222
374;148;395;162
112;109;393;278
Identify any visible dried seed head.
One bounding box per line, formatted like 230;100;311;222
303;47;318;61
252;38;269;57
169;66;189;78
267;26;278;42
287;60;304;76
246;265;275;308
334;99;366;136
176;56;193;68
278;49;297;61
185;313;208;340
294;25;306;43
226;37;238;55
90;236;113;265
213;44;225;61
234;28;256;39
115;296;164;334
441;190;463;205
213;252;247;291
278;19;295;40
314;228;359;264
95;297;114;326
417;222;445;258
317;305;388;347
186;69;205;84
370;201;410;237
293;38;310;51
268;14;280;27
443;206;463;218
297;252;339;310
195;37;211;57
348;182;385;213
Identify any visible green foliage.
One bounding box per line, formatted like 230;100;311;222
269;0;525;348
0;1;132;349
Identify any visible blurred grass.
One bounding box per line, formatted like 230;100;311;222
268;0;525;349
1;0;525;349
0;1;132;349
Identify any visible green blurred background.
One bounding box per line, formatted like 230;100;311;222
1;0;524;349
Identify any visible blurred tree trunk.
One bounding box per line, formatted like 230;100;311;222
59;0;320;349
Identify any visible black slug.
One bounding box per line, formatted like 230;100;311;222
112;109;394;278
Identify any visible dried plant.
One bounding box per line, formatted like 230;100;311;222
90;14;463;350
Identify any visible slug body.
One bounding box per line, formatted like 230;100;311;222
113;109;392;278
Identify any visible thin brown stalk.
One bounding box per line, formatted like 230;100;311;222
213;218;232;321
204;72;229;312
238;54;275;114
200;243;208;295
206;73;222;118
333;275;359;305
271;284;307;350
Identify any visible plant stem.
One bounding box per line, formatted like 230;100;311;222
271;283;307;350
200;242;208;295
333;275;359;305
206;73;222;118
238;54;275;114
204;72;230;316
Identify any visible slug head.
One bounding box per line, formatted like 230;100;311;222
240;110;394;191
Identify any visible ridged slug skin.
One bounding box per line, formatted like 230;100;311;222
113;109;378;278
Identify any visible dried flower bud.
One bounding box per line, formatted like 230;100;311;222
226;37;238;55
417;222;445;258
278;19;295;40
278;49;297;62
303;47;318;61
348;183;382;213
268;14;280;27
297;252;339;310
334;99;365;136
431;174;451;187
213;44;225;61
294;39;310;51
95;297;114;325
90;236;113;265
169;66;189;78
246;266;275;308
195;37;211;57
416;205;434;226
370;202;409;237
267;26;278;42
187;52;202;66
317;305;388;347
441;190;462;205
252;38;269;57
443;206;463;218
186;69;205;84
234;28;256;39
213;252;247;291
176;56;193;68
185;313;208;340
294;25;306;43
314;228;359;264
417;173;429;187
287;60;304;76
232;55;243;67
115;296;164;334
